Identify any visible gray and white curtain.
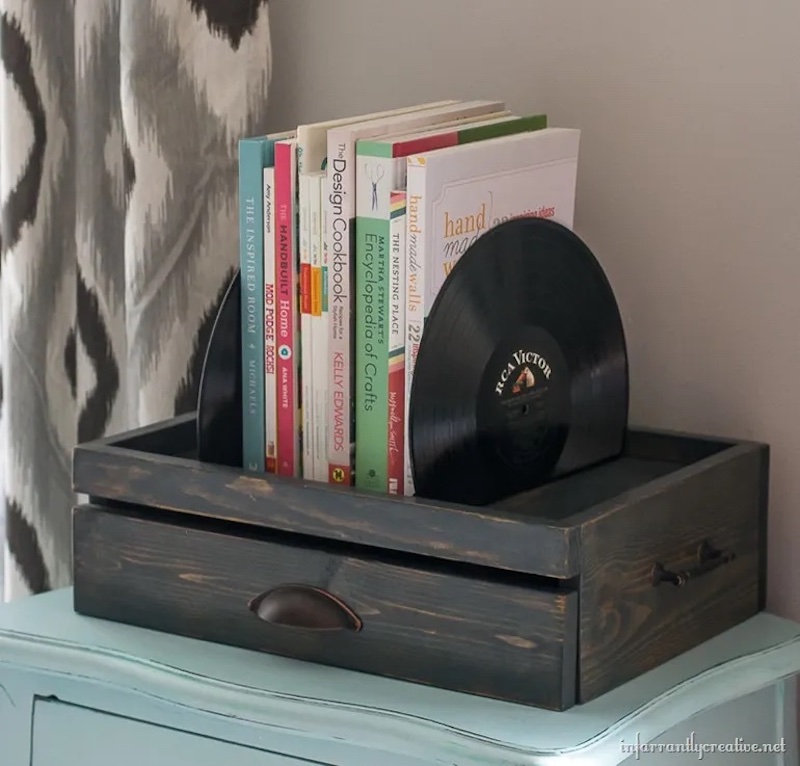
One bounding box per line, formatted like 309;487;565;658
0;0;272;600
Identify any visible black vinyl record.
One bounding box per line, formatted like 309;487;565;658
196;270;242;469
408;216;629;506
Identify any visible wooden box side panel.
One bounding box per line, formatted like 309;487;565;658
73;504;578;711
578;443;767;703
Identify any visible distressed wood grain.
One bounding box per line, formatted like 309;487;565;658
71;413;769;710
577;442;768;702
73;505;578;710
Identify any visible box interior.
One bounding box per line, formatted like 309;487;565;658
102;413;732;528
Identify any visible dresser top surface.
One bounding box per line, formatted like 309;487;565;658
1;588;799;762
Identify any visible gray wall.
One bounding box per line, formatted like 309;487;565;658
266;0;800;621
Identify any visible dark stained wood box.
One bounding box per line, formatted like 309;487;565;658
71;413;768;711
70;271;769;711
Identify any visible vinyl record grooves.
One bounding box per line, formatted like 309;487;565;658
408;217;629;506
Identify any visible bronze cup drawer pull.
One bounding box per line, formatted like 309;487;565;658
651;541;736;588
249;584;363;632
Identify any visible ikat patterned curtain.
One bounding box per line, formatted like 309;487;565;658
0;0;272;599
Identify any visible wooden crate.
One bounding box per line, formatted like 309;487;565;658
70;270;768;710
71;411;768;711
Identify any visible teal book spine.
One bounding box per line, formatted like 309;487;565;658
238;138;269;472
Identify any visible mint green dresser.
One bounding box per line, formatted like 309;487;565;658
1;588;798;765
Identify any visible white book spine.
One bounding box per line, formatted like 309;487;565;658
403;166;426;496
310;173;328;482
298;173;314;480
325;133;354;485
263;166;278;473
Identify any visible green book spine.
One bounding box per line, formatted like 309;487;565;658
354;148;394;492
458;113;547;144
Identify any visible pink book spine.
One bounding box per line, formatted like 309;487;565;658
274;141;299;478
387;191;407;495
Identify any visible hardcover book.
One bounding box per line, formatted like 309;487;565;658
324;99;506;487
403;127;581;494
353;113;548;493
237;130;294;472
294;104;449;480
274;138;301;478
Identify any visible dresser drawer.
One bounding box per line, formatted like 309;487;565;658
73;504;578;710
31;698;323;766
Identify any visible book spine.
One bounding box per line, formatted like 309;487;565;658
263;166;278;473
274;141;300;478
403;163;426;496
238;139;265;472
325;134;355;485
310;173;328;482
388;191;406;495
355;153;394;492
299;173;314;479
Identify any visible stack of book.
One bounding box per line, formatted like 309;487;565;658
238;98;580;496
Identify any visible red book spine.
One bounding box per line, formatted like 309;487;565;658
274;141;299;478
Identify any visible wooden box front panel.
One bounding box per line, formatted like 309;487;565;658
72;504;578;711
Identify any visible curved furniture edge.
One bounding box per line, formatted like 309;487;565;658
0;625;799;766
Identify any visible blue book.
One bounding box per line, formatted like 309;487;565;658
239;131;294;472
238;131;293;472
238;137;267;472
